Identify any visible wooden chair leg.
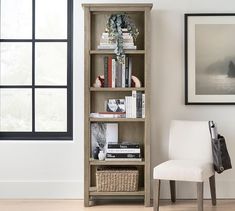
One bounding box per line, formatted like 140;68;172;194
197;182;203;211
209;175;216;206
153;179;161;211
170;180;176;203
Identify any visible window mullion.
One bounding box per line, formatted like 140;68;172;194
32;0;36;133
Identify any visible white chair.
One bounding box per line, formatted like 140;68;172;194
153;120;216;211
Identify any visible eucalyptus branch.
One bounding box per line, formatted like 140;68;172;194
106;13;139;63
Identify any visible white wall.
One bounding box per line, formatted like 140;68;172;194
1;0;235;199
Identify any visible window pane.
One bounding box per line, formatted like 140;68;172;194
35;43;67;85
0;0;32;39
0;89;32;131
0;43;32;85
35;89;67;132
35;0;67;39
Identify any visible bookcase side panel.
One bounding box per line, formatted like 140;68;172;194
84;6;92;207
144;8;151;207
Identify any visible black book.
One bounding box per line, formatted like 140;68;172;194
104;56;108;87
108;143;140;149
106;153;141;158
136;91;142;118
125;56;129;87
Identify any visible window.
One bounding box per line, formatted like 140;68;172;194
0;0;73;140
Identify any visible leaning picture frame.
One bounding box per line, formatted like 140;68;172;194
185;13;235;104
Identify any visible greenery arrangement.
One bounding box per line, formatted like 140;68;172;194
106;13;139;63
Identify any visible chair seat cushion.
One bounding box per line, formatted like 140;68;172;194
153;160;214;182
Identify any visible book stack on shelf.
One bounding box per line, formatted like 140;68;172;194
90;91;145;118
103;55;133;88
98;28;137;50
106;143;142;161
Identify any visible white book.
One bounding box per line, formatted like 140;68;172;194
122;55;126;88
90;113;125;118
106;123;118;144
125;96;132;118
142;93;145;118
106;148;140;153
97;45;137;50
132;91;137;118
112;59;116;88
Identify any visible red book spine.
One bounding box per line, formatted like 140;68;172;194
108;56;112;87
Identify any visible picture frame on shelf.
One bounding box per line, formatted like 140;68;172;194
185;13;235;104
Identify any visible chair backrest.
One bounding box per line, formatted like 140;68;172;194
169;120;213;163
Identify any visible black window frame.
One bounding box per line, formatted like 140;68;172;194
0;0;73;140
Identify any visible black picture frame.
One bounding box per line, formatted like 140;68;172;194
185;13;235;105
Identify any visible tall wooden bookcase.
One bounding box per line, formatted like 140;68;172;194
83;3;152;207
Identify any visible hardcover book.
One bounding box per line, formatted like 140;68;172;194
106;153;141;158
91;123;118;155
107;143;140;149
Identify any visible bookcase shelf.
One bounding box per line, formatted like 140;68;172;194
90;50;145;55
83;3;152;207
89;159;145;166
89;187;145;196
90;87;145;92
89;118;145;122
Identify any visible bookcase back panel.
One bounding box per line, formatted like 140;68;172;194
91;54;145;87
91;12;144;50
118;122;144;143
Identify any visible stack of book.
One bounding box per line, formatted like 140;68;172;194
98;29;137;50
90;112;125;118
106;143;142;161
126;91;145;118
104;55;132;88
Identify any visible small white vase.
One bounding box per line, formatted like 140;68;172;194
98;150;106;160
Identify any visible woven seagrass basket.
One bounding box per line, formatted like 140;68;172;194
96;168;139;192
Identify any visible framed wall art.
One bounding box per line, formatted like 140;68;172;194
185;14;235;104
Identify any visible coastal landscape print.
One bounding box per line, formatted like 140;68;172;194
195;24;235;95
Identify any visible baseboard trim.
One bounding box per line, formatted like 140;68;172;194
0;180;83;199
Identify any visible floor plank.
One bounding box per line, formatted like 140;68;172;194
0;199;235;211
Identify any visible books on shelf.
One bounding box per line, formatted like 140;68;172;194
90;91;145;119
103;55;132;88
105;142;142;161
126;91;145;118
98;29;137;50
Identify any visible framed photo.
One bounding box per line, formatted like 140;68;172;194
185;14;235;104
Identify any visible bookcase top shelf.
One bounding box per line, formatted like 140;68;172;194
90;50;145;55
82;3;153;11
90;87;145;92
89;159;145;166
90;118;145;122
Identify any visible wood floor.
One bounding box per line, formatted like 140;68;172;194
0;199;235;211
